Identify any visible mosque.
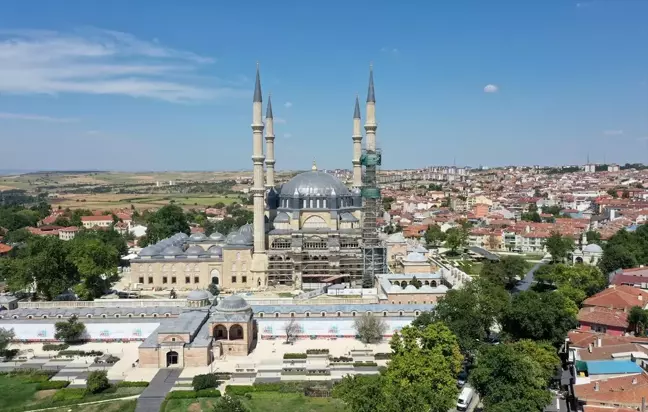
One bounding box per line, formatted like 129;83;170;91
0;65;456;368
128;64;379;292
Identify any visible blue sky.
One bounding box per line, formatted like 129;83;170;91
0;0;647;171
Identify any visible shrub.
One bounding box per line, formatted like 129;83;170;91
192;373;220;391
53;388;86;401
36;380;70;390
59;349;103;357
196;389;222;398
42;343;70;351
19;373;54;383
330;356;353;363
374;352;392;360
86;370;110;394
117;381;149;388
166;389;221;399
306;349;329;355
226;385;256;395
283;353;307;359
213;372;231;380
0;348;19;360
353;361;378;367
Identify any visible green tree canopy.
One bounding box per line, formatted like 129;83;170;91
480;256;527;290
424;224;446;247
584;230;602;245
68;231;121;300
470;340;559;412
54;315;86;343
533;264;607;305
0;327;15;352
145;204;190;243
544;232;575;262
444;227;467;253
502;290;578;346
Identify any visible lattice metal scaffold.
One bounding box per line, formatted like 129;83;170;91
361;148;387;287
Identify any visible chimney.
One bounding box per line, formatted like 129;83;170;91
594;381;599;391
633;377;638;385
588;343;593;353
596;337;602;348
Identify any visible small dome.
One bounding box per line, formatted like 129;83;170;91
274;212;290;223
238;224;253;237
189;232;207;241
185;245;205;256
176;233;189;239
389;284;403;292
340;212;358;222
404;284;418;292
351;187;361;195
227;233;252;246
404;252;427;262
216;295;251;312
208;245;223;256
209;232;225;241
139;246;159;257
162;245;184;256
187;290;212;301
386;232;406;244
584;244;603;253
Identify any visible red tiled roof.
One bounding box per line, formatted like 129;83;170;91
583;406;637;412
583;285;648;311
568;330;648;348
575;373;648;408
577;343;648;361
0;244;12;254
81;215;113;222
578;306;628;329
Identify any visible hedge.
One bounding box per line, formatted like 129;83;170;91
306;349;329;355
374;353;392;360
42;344;70;352
166;389;221;399
283;353;307;359
116;381;149;388
330;356;353;363
36;380;70;390
58;350;103;357
353;361;378;367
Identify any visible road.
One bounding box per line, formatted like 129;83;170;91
450;391;480;412
514;255;551;293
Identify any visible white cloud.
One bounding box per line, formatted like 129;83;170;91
483;84;499;93
284;101;293;108
273;117;287;124
0;112;78;122
603;130;624;136
380;47;399;55
0;28;245;103
283;133;292;139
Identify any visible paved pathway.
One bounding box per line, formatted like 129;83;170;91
135;368;182;412
515;255;551;293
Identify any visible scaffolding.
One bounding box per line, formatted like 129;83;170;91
360;148;387;287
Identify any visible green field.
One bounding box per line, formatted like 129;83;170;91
164;393;345;412
49;400;137;412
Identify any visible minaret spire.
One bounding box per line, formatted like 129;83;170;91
265;93;276;188
366;63;376;103
352;95;363;188
250;63;268;287
364;65;377;153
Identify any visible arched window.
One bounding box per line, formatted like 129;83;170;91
336;311;341;317
290;312;295;318
128;314;133;318
399;311;403;317
140;313;146;317
303;236;327;249
42;315;48;319
305;312;310;317
302;215;327;229
271;238;291;249
12;315;18;319
383;311;388;317
27;315;33;319
275;312;280;318
115;314;120;318
352;311;357;317
321;312;326;317
57;315;63;319
165;313;171;317
415;311;420;316
259;312;264;318
153;313;158;318
101;314;107;318
366;311;372;316
87;314;93;318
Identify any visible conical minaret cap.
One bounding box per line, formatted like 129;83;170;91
353;95;361;119
366;65;375;103
266;94;273;118
253;63;262;103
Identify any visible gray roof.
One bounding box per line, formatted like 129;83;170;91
266;94;273;119
0;306;182;319
274;212;290;223
189;233;207;241
253;65;262;103
208;245;223;256
366;67;375;103
209;232;225;241
185;245;206;256
187;290;211;301
251;303;434;314
162;245;184;256
280;171;350;197
156;311;207;335
353;96;361;119
139;246;159;257
216;295;251;312
340;212;358;222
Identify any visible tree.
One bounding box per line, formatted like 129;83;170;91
354;313;387;344
145;204;190;244
544;232;575;262
2;228;32;244
54;315;86;343
283;319;300;343
86;370;110;394
521;211;541;222
333;374;386;412
599;244;638;274
409;276;422;288
213;395;249;412
533;264;607;305
383;323;463;412
584;230;602;245
470;340;558;412
192;373;219;391
480;256;527;290
53;216;71;227
67;232;121;300
424;224;445;247
69;209;93;227
430;278;509;354
0;327;15;352
208;283;220;298
628;306;648;335
502;291;578;346
444;227;467;253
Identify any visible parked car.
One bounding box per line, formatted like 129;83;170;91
457;385;475;411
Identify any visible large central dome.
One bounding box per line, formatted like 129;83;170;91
281;171;350;196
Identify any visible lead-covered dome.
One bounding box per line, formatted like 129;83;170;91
162;245;184;256
185;245;206;256
281;171;350;197
215;295;251;312
209;232;225;241
139;246;159;257
187;289;210;301
190;232;207;241
584;243;603;253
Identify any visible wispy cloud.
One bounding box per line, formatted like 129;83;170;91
380;47;399;55
274;117;287;124
284;101;293;108
0;28;245;103
483;84;499;93
0;112;78;123
603;130;624;136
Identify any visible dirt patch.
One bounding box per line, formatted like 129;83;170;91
187;401;203;412
33;389;57;400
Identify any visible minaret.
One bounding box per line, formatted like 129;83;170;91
265;94;276;188
352;96;363;188
364;65;377;152
250;63;268;287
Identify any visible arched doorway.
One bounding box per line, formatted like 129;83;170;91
229;324;244;340
166;351;179;367
430;280;437;287
213;325;228;340
576;257;584;264
210;269;220;285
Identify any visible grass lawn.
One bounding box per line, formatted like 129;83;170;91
49;399;137;412
276;292;294;298
163;398;221;412
0;374;40;411
164;393;345;412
